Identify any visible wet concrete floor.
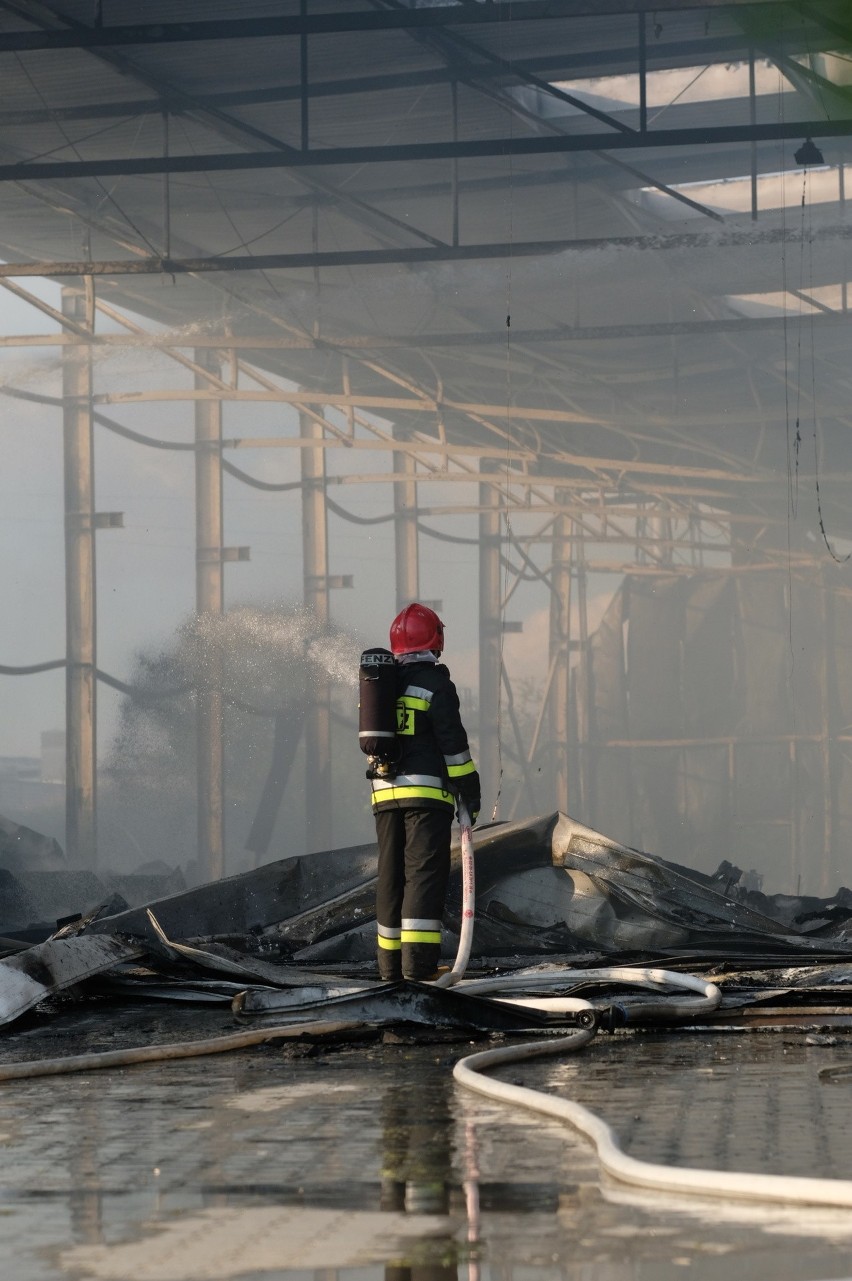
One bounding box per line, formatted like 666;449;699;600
3;1001;852;1280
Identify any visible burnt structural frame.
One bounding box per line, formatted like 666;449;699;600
1;0;851;874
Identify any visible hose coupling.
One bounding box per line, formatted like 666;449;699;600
598;1003;629;1033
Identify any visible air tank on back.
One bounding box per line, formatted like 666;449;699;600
359;647;400;778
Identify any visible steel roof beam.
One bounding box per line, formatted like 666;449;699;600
373;1;722;220
0;1;450;253
2;219;852;277
0;0;791;52
1;310;847;347
0;31;791;126
3;117;850;183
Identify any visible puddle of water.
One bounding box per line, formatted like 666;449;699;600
225;1081;361;1113
0;1009;851;1280
60;1205;450;1280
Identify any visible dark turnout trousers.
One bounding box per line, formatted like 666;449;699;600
375;807;453;980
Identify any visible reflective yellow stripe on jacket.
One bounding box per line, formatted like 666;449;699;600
371;771;454;808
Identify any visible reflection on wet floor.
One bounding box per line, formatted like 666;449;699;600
3;1006;852;1279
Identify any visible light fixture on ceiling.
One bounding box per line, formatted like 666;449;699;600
794;137;825;167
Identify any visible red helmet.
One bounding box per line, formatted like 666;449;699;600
390;603;444;656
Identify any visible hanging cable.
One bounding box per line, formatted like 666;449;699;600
789;168;809;523
0;658;66;675
803;168;850;565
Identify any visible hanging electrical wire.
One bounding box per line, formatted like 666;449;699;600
803;165;851;565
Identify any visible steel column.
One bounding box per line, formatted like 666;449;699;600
62;282;97;867
549;490;571;808
575;523;592;816
301;410;332;851
749;47;758;221
194;349;225;882
820;569;835;893
478;460;502;817
393;426;419;608
638;13;647;134
450;78;460;246
300;0;309;152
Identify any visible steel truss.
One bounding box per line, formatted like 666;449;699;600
3;0;852;874
1;274;838;873
1;0;851;281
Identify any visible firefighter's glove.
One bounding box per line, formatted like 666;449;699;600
457;772;481;828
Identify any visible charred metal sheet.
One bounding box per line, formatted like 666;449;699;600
268;881;377;951
0;813;189;938
0;870;185;941
0;869;42;937
72;812;852;972
291;920;376;964
7;871;122;934
453;814;852;957
0;937;29;957
84;843;379;942
196;939;377;988
0;812;66;873
235;979;598;1033
145;910;376;990
291;815;568;963
0;934;145;1028
52;892;130;938
786;965;852;985
550;815;852;953
226;983;375;1011
95;973;266;1004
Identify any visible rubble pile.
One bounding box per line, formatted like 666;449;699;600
4;812;852;1038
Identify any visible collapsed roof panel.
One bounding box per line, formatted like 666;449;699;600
3;810;852;1034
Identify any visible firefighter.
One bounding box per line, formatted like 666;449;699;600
370;603;480;981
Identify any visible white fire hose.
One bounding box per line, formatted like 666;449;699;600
453;1029;852;1208
433;799;475;988
425;819;852;1207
